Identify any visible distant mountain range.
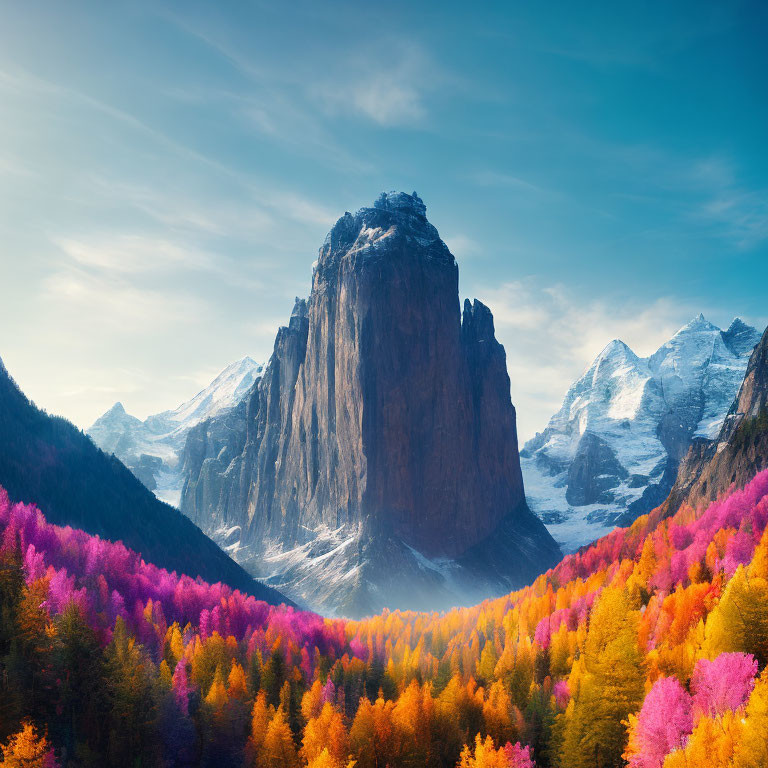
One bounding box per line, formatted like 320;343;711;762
88;357;262;506
521;315;761;552
0;355;287;605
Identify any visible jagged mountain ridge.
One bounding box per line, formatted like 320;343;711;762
0;356;288;604
180;191;561;617
88;357;262;505
662;322;768;515
521;314;761;552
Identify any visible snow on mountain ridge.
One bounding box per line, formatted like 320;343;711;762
156;356;261;430
522;315;761;553
88;356;263;506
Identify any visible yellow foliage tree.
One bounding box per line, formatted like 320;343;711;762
561;587;645;768
477;640;498;685
246;690;275;761
165;622;184;667
458;734;510;768
733;669;768;768
662;711;739;768
227;660;248;699
301;679;324;722
306;747;341;768
482;680;516;747
349;696;395;768
1;720;58;768
204;664;228;710
259;708;299;768
302;702;349;766
702;565;768;665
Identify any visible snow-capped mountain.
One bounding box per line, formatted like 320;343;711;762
521;315;761;553
88;357;262;506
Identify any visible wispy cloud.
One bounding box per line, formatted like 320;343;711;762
315;41;436;128
444;233;481;259
54;235;217;275
470;170;541;191
42;267;207;333
166;12;436;130
350;76;425;126
475;279;706;442
684;158;768;248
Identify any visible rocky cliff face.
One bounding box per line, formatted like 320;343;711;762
181;191;560;616
522;316;761;552
664;324;768;514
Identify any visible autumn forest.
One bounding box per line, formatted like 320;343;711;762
2;465;768;767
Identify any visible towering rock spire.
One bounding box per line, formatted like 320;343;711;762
181;192;560;616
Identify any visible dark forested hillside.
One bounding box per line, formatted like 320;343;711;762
0;358;287;604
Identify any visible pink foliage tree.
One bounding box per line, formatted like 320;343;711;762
0;488;348;661
627;676;693;768
172;660;191;716
552;679;570;709
503;741;535;768
690;652;758;719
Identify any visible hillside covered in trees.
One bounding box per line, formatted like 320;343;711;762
2;467;768;767
0;359;286;604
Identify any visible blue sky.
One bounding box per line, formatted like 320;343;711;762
0;0;766;441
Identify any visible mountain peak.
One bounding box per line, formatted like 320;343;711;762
226;356;257;371
722;317;762;358
677;313;719;334
593;339;640;369
727;317;749;332
317;190;452;285
107;402;126;416
291;296;308;318
372;190;427;218
602;338;635;356
90;401;140;432
462;298;496;343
